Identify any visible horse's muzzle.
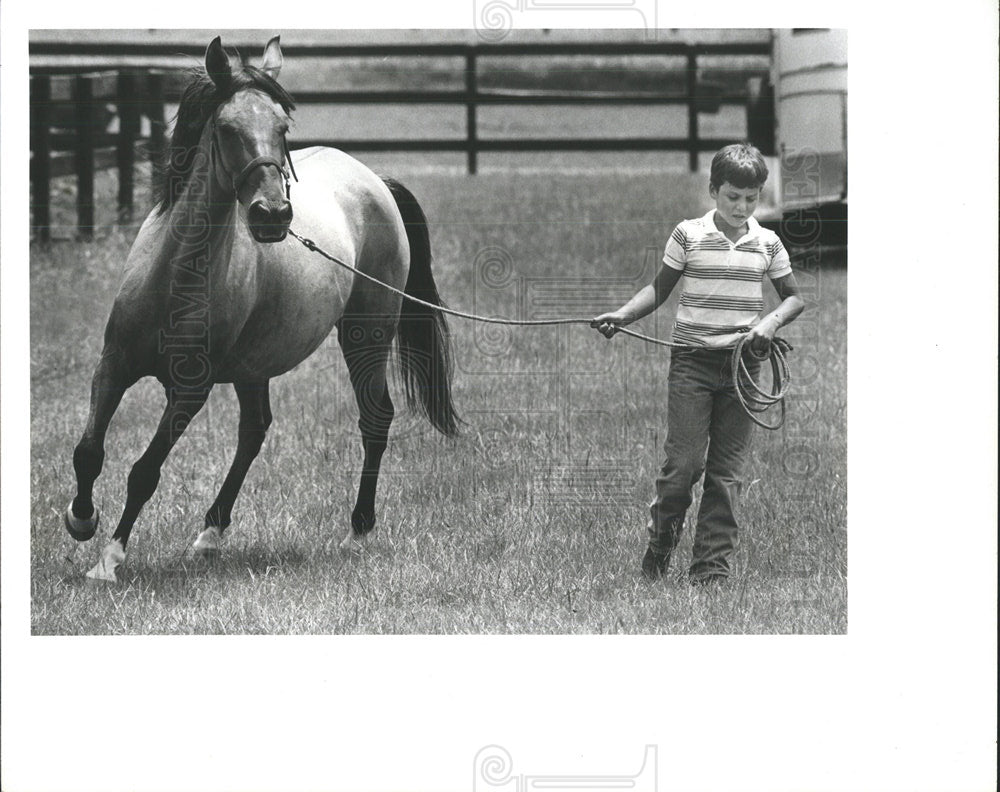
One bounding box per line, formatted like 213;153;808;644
248;198;293;242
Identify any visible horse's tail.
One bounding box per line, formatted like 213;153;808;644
383;177;460;437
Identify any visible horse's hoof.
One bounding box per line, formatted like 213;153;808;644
65;503;100;542
85;539;125;582
192;525;222;556
338;531;367;555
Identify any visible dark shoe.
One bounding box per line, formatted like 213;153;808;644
641;548;670;581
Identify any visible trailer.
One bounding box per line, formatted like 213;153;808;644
773;28;847;212
749;29;847;246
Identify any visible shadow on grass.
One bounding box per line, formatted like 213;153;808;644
72;542;344;591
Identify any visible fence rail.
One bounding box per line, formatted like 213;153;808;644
30;40;770;239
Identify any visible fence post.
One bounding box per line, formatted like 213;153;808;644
74;74;96;239
465;50;478;175
686;49;699;173
30;74;52;242
117;70;140;224
146;70;166;167
745;76;775;156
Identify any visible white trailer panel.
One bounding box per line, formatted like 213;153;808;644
773;29;848;211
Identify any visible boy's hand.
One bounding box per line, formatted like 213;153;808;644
591;311;631;338
746;315;780;356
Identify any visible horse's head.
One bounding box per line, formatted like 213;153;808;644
206;36;295;243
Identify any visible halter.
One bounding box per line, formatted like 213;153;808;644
214;131;299;200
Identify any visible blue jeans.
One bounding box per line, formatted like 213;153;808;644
649;347;759;580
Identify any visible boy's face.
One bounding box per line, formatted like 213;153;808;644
710;182;761;230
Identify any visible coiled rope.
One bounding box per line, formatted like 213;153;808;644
732;334;793;429
289;228;792;429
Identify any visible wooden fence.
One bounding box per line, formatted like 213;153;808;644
30;70;171;240
30;40;771;239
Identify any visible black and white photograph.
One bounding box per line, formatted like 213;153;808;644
2;4;996;792
25;27;847;634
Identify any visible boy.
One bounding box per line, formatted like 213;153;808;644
592;142;804;584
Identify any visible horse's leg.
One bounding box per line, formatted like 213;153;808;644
194;380;272;554
337;317;395;551
67;347;132;541
87;384;212;581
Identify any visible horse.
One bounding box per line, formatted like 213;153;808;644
65;36;459;581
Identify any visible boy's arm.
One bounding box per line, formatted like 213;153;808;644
592;264;683;337
745;272;806;353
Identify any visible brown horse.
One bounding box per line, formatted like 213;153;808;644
66;36;458;581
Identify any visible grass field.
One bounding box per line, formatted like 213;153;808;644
28;160;847;634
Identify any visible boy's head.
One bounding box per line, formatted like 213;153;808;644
708;143;769;231
709;142;769;192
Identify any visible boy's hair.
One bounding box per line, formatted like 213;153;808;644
709;142;769;191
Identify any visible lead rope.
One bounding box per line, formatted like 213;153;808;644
287;228;792;429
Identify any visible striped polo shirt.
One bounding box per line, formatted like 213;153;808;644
663;210;792;348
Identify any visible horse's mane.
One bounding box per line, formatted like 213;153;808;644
152;62;296;213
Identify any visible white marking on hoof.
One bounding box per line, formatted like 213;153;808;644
65;503;100;541
338;531;367;554
85;539;125;582
192;526;223;555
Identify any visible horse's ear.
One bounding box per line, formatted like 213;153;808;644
261;36;282;79
205;36;232;88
